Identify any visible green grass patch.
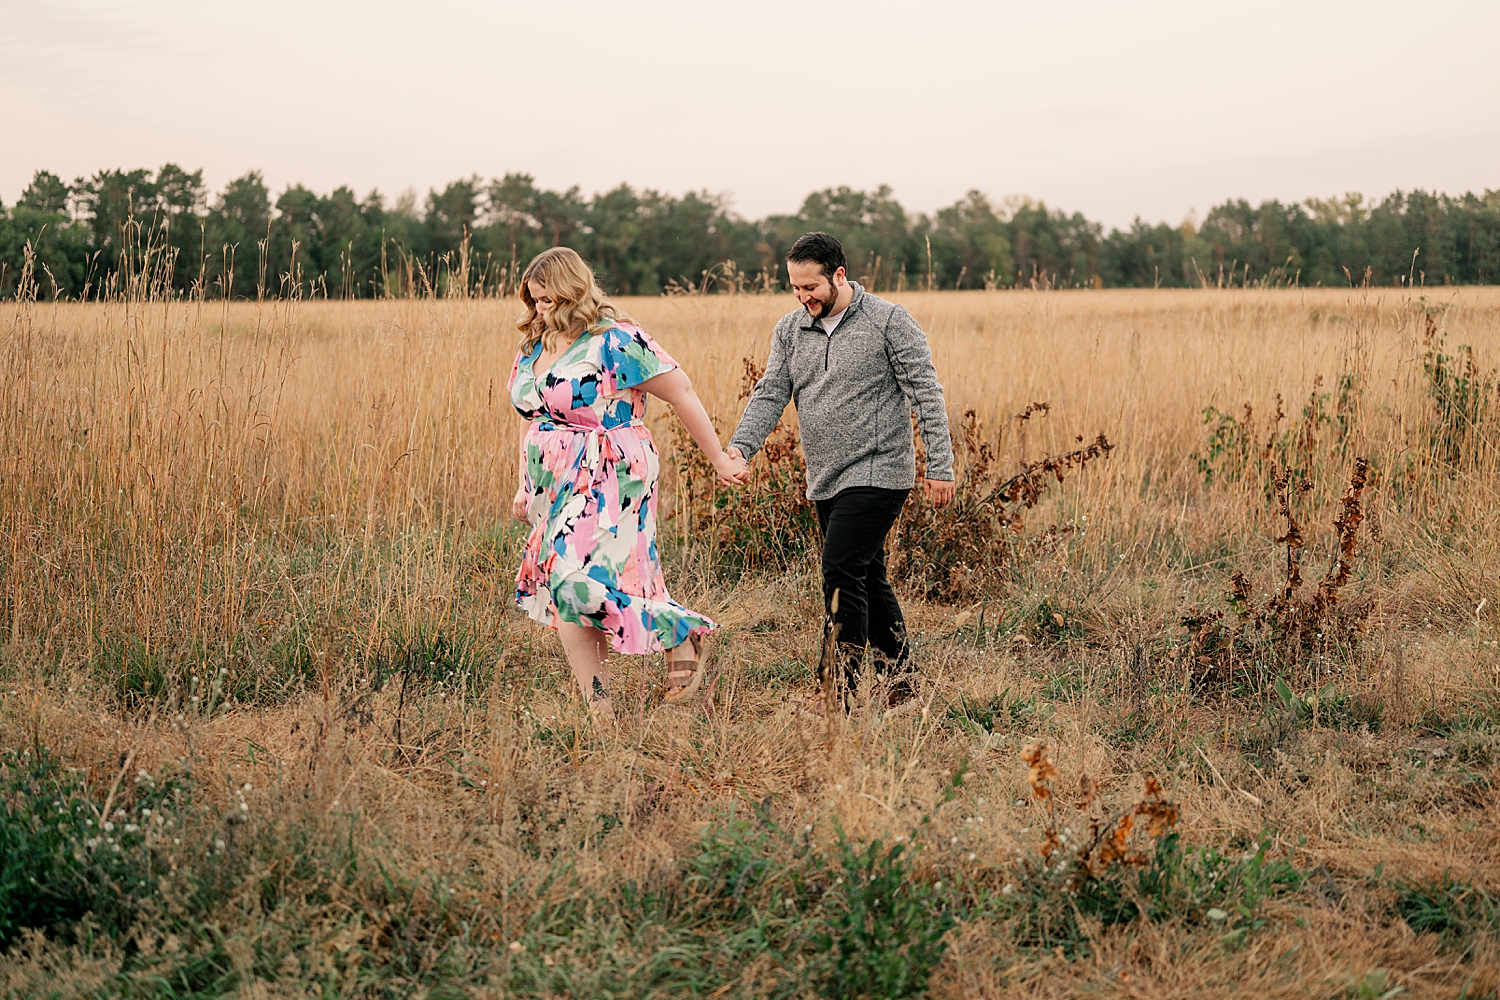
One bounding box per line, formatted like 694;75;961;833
983;832;1304;956
1394;870;1498;951
944;687;1053;736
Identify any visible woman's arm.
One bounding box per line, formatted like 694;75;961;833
641;368;749;484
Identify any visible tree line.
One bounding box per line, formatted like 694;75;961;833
3;165;1499;299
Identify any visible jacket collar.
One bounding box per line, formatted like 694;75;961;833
800;281;865;332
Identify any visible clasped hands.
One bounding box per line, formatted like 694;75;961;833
714;447;752;485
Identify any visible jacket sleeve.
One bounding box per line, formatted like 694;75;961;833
885;306;954;481
728;323;794;461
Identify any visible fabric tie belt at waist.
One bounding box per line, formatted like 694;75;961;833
534;420;646;489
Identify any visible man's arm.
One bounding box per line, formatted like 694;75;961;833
885;306;955;483
728;324;794;462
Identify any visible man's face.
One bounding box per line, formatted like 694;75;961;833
788;261;843;318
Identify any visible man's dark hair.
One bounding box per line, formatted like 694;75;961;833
787;231;846;280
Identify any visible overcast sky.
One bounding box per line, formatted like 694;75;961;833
5;0;1498;229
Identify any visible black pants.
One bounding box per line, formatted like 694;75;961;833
815;486;911;692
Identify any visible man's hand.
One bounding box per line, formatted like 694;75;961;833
718;446;752;485
924;478;956;508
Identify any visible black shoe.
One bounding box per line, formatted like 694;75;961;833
882;676;922;718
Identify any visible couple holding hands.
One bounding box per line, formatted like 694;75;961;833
508;232;954;725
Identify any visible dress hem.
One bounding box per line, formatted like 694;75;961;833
516;594;717;656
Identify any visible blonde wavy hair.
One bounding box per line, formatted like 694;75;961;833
516;247;625;354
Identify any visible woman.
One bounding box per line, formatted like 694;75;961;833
507;247;748;725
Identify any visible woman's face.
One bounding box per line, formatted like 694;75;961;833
527;280;554;317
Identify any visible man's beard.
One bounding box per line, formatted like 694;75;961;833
807;284;838;317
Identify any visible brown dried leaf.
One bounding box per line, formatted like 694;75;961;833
1139;800;1180;839
1040;829;1061;860
1075;772;1096;811
1098;812;1134;865
1021;740;1059;797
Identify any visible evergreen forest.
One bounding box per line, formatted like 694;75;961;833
4;165;1499;298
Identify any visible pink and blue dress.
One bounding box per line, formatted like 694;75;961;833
507;321;716;654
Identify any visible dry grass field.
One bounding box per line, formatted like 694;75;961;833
3;283;1499;998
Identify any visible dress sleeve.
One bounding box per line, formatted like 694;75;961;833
506;348;524;394
508;344;545;418
599;323;678;390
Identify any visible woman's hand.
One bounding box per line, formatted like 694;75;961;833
713;449;751;485
512;487;530;521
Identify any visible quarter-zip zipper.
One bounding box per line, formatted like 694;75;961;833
821;303;850;371
808;286;858;373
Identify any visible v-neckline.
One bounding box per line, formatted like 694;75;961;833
532;332;587;381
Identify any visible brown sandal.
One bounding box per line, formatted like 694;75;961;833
663;633;707;704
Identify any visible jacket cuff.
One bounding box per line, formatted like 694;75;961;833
729;438;761;462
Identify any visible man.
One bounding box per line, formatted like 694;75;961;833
727;231;954;712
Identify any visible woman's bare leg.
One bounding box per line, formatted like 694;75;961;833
557;621;614;724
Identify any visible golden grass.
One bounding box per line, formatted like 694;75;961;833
3;286;1499;996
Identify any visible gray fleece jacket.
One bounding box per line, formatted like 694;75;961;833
729;283;954;501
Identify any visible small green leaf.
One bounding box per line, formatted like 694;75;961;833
1206;907;1228;921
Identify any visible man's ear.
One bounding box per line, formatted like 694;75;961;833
833;266;847;286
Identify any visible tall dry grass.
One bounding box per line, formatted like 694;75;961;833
3;277;1499;997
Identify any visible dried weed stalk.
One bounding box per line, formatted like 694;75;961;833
892;406;1114;600
1258;456;1371;633
1188;457;1372;681
1020;740;1179;881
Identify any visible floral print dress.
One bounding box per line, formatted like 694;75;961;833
508;321;716;654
